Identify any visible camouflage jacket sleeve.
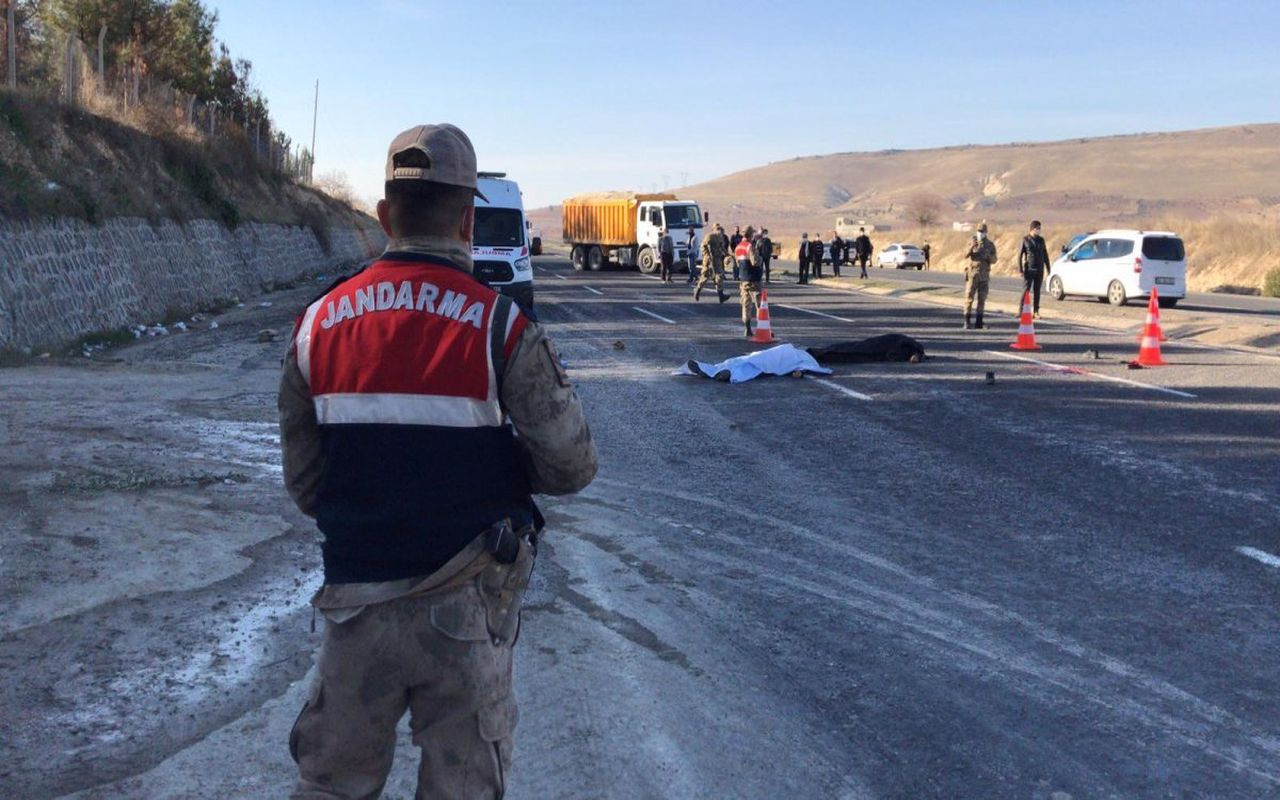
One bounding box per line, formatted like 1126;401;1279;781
278;347;324;517
502;321;598;495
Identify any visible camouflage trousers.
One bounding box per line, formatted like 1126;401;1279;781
739;280;761;324
695;260;724;294
964;275;990;317
290;548;533;799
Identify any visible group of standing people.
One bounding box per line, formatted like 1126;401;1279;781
694;223;773;337
797;227;874;282
961;219;1051;329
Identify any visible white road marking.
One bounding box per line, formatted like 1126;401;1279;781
985;350;1198;398
775;304;856;323
811;377;873;401
633;306;677;324
553;273;568;281
1237;546;1280;569
584;286;603;296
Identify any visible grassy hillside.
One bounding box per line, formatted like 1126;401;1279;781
0;91;369;238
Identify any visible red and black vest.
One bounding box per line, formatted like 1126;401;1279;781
292;252;537;584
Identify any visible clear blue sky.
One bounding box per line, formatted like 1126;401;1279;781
207;0;1280;209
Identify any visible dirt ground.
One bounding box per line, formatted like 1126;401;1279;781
0;283;328;798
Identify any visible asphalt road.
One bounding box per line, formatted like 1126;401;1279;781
804;258;1280;317
3;256;1279;799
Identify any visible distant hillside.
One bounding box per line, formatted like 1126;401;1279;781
527;124;1280;292
530;124;1280;238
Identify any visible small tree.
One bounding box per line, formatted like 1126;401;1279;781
907;193;945;229
1263;267;1280;298
314;169;356;206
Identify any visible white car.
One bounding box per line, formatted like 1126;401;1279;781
1049;230;1186;307
877;243;927;270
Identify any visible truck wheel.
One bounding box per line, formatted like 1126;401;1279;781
587;246;605;271
571;245;586;271
637;247;657;274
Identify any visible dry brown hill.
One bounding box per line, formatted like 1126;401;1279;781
528;124;1280;292
532;123;1280;235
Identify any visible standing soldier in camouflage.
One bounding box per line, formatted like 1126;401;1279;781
279;122;598;799
695;223;731;303
736;226;763;336
963;221;997;329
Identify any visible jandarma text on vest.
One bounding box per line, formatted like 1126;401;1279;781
319;280;487;331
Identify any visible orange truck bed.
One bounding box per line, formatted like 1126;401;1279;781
562;192;677;246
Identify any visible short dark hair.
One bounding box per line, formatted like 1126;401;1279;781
1030;219;1042;229
384;180;473;237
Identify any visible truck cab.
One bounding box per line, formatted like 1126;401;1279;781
473;172;534;312
636;200;704;272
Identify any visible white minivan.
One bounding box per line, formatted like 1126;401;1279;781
473;172;534;312
1048;229;1186;308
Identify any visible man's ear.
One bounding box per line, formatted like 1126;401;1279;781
376;199;393;237
459;204;475;244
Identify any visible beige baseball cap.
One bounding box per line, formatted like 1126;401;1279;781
384;123;486;200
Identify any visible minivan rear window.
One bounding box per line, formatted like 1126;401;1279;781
1142;237;1185;261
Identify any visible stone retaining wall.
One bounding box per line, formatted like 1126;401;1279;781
0;216;386;350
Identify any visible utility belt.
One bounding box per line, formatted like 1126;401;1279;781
311;518;538;642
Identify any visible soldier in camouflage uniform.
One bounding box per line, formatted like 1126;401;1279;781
695;223;730;303
280;123;597;799
963;221;997;329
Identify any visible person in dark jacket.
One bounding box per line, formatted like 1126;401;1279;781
830;233;845;278
811;233;824;279
685;228;698;284
729;226;743;279
855;228;873;273
1018;219;1052;317
798;232;811;284
758;228;774;283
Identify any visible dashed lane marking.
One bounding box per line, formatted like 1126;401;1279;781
632;306;677;324
552;273;568;280
1237;546;1280;569
584;286;604;295
811;377;873;401
774;303;856;323
985;350;1198;399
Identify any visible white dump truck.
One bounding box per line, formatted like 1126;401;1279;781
561;192;706;273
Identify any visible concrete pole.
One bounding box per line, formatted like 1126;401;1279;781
6;1;17;89
96;25;106;78
309;79;318;184
64;33;76;104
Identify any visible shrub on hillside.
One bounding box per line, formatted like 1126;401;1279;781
1263;267;1280;298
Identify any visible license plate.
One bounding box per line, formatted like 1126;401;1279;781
1155;277;1174;285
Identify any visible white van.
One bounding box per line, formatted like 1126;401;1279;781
1049;229;1187;308
473;172;534;312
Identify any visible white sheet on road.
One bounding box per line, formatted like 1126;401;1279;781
675;343;832;383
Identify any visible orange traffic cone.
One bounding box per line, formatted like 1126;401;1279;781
1135;290;1168;366
752;290;776;343
1140;288;1168;343
1009;290;1042;351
